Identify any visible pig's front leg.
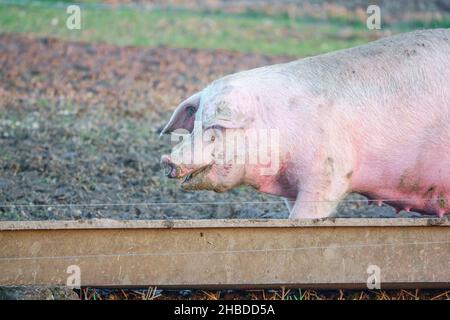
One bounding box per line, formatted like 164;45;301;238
289;175;350;219
284;198;296;215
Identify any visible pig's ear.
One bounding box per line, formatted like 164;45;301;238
160;92;201;136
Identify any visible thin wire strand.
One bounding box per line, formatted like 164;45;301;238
3;201;283;208
0;198;449;207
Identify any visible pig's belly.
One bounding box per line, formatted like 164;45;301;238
352;150;450;216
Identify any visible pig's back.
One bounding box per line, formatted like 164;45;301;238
286;29;450;150
290;29;450;107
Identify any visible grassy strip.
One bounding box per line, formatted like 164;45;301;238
0;3;449;56
0;4;376;56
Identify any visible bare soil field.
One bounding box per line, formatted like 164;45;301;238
0;34;427;220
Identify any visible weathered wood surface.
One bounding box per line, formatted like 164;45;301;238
0;218;449;288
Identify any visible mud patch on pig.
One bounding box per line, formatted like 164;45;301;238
438;193;447;209
345;171;353;179
403;48;417;57
288;96;302;110
214;101;233;119
398;170;422;193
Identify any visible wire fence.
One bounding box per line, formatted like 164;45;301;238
1;197;450;207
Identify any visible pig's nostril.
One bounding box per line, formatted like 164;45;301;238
162;160;177;178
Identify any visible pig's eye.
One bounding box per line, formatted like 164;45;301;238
186;105;197;117
210;135;216;142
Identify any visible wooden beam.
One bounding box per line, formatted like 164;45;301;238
0;218;449;288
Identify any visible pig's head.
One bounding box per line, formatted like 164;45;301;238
160;81;261;193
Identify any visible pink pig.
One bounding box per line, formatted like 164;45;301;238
161;29;450;219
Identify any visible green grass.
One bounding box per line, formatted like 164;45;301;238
0;3;449;56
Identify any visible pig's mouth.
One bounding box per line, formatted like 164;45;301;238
181;164;213;189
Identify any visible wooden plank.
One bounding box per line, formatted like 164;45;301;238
0;219;449;288
1;217;449;230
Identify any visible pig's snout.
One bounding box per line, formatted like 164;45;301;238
160;155;178;178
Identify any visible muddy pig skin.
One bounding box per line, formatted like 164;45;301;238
161;29;450;219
